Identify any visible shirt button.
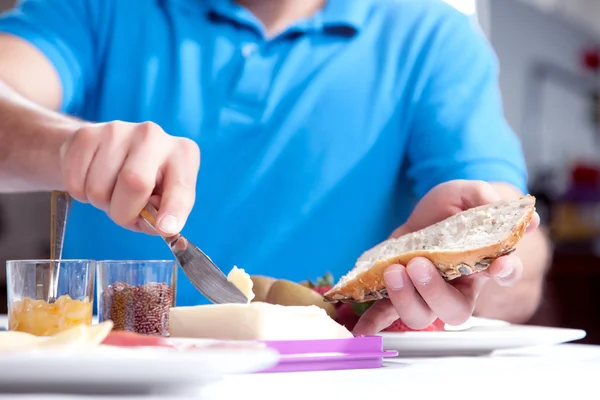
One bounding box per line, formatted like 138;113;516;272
241;43;258;58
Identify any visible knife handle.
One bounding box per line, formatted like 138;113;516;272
140;203;158;226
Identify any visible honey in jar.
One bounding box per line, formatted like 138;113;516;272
8;294;93;336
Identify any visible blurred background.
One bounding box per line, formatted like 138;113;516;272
1;0;600;341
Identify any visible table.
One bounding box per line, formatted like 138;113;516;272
1;315;598;399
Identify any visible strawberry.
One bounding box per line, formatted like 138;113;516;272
382;318;445;333
335;304;361;330
302;272;334;297
312;286;332;296
331;297;445;333
334;301;374;331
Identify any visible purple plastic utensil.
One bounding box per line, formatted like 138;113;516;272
257;335;398;373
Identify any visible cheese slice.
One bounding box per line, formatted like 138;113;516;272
169;302;353;341
227;266;255;303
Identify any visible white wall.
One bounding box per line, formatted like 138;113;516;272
487;0;600;188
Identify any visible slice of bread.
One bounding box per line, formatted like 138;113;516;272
323;195;536;303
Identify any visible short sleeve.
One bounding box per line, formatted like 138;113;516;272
405;7;528;199
0;0;100;113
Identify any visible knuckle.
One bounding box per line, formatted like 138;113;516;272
104;122;123;141
118;170;154;194
474;180;492;193
63;175;85;201
423;285;444;305
108;210;131;227
137;121;163;140
176;138;200;165
162;191;195;216
389;293;412;312
85;181;110;207
170;187;196;209
72;126;97;145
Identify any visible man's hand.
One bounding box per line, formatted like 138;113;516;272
60;121;200;235
353;180;541;334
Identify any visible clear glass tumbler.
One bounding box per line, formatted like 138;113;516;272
6;259;96;336
97;260;177;336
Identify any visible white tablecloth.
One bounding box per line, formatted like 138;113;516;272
1;315;598;399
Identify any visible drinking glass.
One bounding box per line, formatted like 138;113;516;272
97;260;177;336
6;259;95;336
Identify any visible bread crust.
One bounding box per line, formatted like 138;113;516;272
323;196;535;303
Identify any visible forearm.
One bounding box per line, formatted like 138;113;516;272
0;80;82;192
474;183;553;323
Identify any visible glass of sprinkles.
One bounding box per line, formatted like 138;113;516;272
96;260;177;336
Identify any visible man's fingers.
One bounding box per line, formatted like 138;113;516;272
488;254;523;287
85;130;128;212
132;195;163;235
526;211;540;232
406;257;484;326
352;299;399;336
382;264;437;329
460;180;501;209
109;131;169;228
155;138;200;235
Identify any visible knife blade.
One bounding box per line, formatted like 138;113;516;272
139;204;248;304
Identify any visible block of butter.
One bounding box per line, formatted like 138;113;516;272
169;302;354;341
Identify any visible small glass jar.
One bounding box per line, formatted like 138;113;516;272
97;260;177;336
6;259;95;336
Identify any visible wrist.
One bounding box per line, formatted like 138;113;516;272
1;107;82;191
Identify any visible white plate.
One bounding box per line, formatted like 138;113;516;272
379;320;586;357
0;344;279;395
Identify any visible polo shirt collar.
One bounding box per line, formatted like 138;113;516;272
205;0;370;35
207;0;260;29
320;0;370;33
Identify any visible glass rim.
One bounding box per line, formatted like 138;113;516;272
6;259;95;264
97;260;177;265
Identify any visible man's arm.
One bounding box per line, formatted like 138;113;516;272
0;34;83;192
473;182;553;323
399;5;551;324
0;0;104;192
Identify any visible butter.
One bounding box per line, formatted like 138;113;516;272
169;302;353;341
227;266;255;303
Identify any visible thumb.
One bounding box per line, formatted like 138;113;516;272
460;181;502;209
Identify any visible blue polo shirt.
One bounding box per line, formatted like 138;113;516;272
0;0;528;306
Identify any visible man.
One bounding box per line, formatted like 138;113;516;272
0;0;550;332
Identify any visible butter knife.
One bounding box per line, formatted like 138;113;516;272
37;190;72;303
139;204;248;304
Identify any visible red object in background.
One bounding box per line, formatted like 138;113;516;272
571;163;600;186
582;48;600;71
